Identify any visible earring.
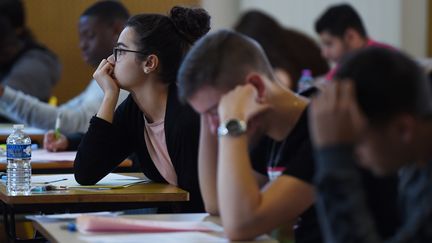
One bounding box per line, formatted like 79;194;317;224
144;68;150;74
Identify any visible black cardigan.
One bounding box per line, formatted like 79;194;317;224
74;84;203;213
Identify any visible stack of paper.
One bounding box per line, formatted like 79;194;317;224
76;215;219;233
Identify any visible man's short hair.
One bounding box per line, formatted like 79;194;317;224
315;3;367;38
81;0;129;23
177;29;274;102
335;47;432;123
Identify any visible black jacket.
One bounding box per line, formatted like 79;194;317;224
74;84;203;212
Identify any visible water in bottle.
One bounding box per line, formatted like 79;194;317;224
297;69;314;93
6;124;32;195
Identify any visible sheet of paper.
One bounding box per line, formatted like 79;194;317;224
27;211;121;223
79;232;229;243
78;232;274;243
31;150;77;162
0;149;76;164
77;215;221;233
32;173;148;188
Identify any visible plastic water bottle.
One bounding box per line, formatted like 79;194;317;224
6;124;31;195
297;69;314;93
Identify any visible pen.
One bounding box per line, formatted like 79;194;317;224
60;222;76;232
0;172;7;181
54;114;61;139
31;185;68;192
34;178;68;184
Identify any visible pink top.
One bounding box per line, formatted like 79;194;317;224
143;115;178;185
325;39;395;81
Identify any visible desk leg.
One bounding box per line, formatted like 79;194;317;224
1;202;45;243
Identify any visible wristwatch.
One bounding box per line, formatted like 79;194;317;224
217;119;247;137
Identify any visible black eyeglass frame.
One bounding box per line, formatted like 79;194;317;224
113;47;147;62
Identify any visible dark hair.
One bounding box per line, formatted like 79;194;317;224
178;30;274;101
0;16;15;44
81;0;130;23
126;6;210;85
315;3;367;38
335;47;432;124
0;0;34;41
0;0;25;29
235;10;328;90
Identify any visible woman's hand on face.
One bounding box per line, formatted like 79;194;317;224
93;58;120;96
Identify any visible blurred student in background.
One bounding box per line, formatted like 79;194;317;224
0;1;128;147
235;10;328;92
74;6;211;213
0;0;61;121
310;47;432;243
315;3;393;81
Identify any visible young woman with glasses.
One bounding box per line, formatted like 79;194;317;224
74;6;210;213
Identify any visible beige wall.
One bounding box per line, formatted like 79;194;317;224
24;0;200;104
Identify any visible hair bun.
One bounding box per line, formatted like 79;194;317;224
169;6;211;43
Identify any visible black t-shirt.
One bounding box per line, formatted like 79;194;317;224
250;107;322;243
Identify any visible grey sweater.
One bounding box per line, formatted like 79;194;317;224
315;145;432;243
0;79;128;133
1;48;61;101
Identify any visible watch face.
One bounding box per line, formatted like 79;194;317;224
218;119;247;137
226;120;241;132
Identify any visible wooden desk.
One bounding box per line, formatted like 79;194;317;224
0;124;45;145
32;213;277;243
0;174;188;241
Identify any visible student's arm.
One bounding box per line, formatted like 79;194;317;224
198;115;219;215
218;135;315;240
0;81;101;134
316;144;432;243
93;58;119;123
74;100;134;185
217;84;314;240
199;116;270;216
314;145;384;243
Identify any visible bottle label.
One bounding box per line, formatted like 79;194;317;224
7;145;31;159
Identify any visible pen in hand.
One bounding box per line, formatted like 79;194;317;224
54;114;61;140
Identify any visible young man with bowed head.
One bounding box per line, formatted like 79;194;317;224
177;29;321;242
309;47;432;242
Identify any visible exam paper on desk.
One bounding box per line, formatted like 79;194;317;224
78;233;275;243
32;173;148;188
77;215;220;233
0;149;76;163
31;149;76;162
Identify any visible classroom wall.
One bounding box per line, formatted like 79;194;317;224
202;0;429;58
24;0;200;104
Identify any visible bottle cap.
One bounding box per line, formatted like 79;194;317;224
13;124;24;129
301;69;312;77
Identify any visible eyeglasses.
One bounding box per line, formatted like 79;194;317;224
113;47;147;62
